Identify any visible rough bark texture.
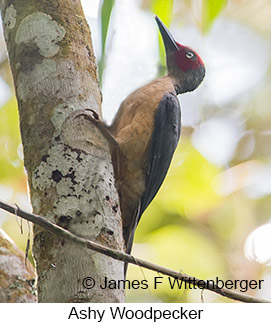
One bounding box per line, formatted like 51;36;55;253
0;229;37;302
1;0;125;302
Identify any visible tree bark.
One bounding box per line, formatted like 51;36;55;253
0;229;36;302
1;0;125;302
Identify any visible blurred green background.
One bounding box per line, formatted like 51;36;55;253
0;0;270;302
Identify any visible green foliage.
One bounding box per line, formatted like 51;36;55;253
135;139;221;241
157;139;221;217
127;225;226;302
0;96;24;181
151;0;173;73
201;0;227;33
98;0;115;84
150;225;225;276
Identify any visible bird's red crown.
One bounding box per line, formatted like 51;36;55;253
174;42;204;72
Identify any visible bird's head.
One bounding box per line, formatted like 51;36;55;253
155;15;205;94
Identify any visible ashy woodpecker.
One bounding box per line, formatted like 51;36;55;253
109;16;205;259
83;16;205;272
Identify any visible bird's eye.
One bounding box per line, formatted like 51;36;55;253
186;52;194;59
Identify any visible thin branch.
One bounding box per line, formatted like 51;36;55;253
0;199;269;303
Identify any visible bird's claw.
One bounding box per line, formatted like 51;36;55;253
75;109;101;125
74;109;119;152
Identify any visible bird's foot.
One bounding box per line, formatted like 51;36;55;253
74;109;119;151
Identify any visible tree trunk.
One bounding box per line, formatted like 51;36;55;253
1;0;125;302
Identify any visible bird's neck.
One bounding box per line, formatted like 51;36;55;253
168;74;187;95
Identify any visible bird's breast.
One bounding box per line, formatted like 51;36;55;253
110;76;176;229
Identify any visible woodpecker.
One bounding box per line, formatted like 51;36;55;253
109;16;205;257
82;16;205;273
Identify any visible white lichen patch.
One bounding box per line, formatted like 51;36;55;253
31;194;41;214
17;59;57;102
32;140;119;238
32;142;105;193
16;59;98;107
15;12;66;57
4;4;17;29
54;195;104;238
51;104;76;134
32;143;77;191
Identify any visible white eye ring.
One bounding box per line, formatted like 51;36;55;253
186;51;194;59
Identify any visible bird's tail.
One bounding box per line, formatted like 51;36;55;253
123;202;141;277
